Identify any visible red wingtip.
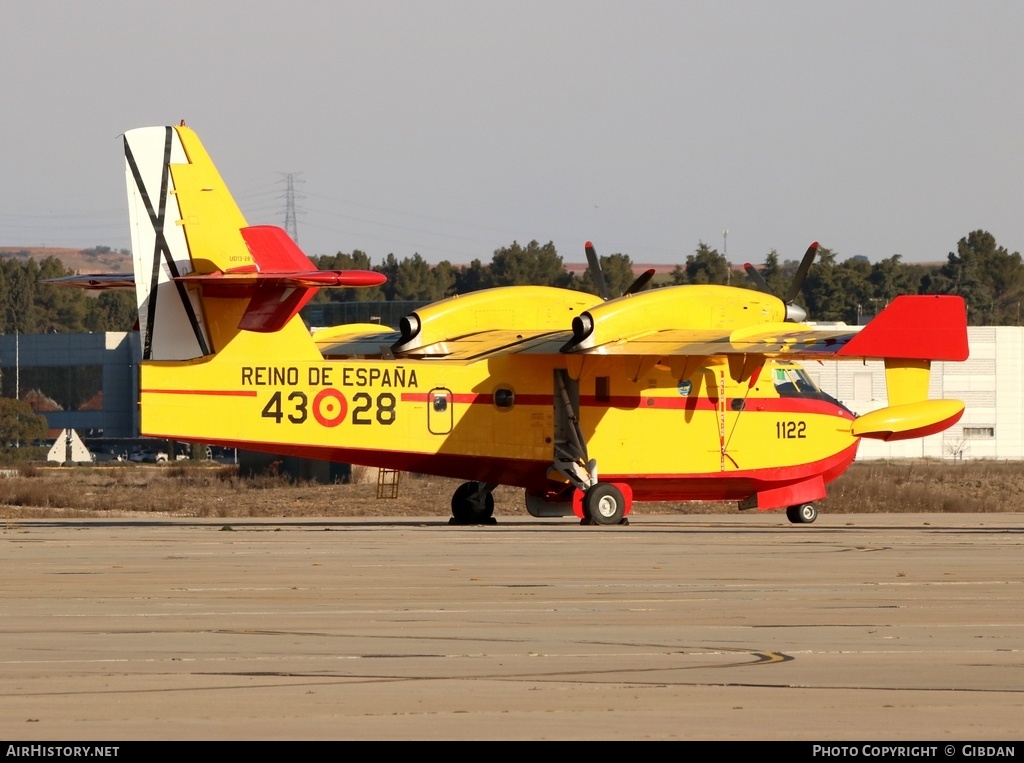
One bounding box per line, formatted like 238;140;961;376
585;241;593;249
839;295;969;362
811;241;819;248
743;262;752;269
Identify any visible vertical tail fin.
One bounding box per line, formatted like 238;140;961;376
124;125;244;360
124;124;385;359
50;125;385;360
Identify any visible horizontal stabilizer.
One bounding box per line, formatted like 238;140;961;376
43;274;137;290
175;269;387;289
242;225;313;272
172;226;385;333
175;226;385;287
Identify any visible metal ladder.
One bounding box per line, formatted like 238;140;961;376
376;468;401;499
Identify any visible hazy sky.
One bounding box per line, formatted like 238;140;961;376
2;1;1022;266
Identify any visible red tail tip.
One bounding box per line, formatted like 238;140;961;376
584;241;593;249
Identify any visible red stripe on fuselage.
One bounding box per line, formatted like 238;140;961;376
402;391;853;418
141;388;259;397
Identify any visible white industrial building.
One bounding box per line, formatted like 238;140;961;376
809;326;1022;461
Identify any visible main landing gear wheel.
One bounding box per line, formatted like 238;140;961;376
450;481;497;525
583;483;627;526
786;503;818;524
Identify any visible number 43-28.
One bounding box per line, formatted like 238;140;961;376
261;390;396;426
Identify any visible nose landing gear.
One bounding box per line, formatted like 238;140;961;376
582;482;628;525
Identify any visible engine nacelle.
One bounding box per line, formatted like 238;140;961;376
392;286;600;355
561;284;787;353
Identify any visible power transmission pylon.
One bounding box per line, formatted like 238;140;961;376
281;172;304;243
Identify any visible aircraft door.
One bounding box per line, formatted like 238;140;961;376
428;388;453;434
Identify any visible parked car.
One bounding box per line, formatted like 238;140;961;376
129;449;168;463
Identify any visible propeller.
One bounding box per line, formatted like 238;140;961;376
744;241;818;323
584;241;655;300
584;242;610;300
625;268;655;295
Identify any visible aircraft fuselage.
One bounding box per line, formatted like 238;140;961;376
141;338;857;506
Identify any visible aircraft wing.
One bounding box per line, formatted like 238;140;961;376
553;324;859;359
319;326;569;360
324;294;967;364
558;294;969;363
402;329;571;360
314;324;402;358
326;323;857;362
378;285;601;360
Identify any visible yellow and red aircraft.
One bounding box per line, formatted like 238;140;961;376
60;124;969;525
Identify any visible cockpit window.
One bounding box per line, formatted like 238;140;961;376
772;364;853;414
773;367;821;397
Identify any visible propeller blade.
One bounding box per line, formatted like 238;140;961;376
744;262;771;294
784;242;819;304
584;241;611;300
624;269;656;295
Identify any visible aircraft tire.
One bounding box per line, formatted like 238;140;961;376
584;483;626;526
786;503;817;524
451;481;496;524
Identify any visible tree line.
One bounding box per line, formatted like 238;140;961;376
1;229;1021;332
312;230;1023;326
